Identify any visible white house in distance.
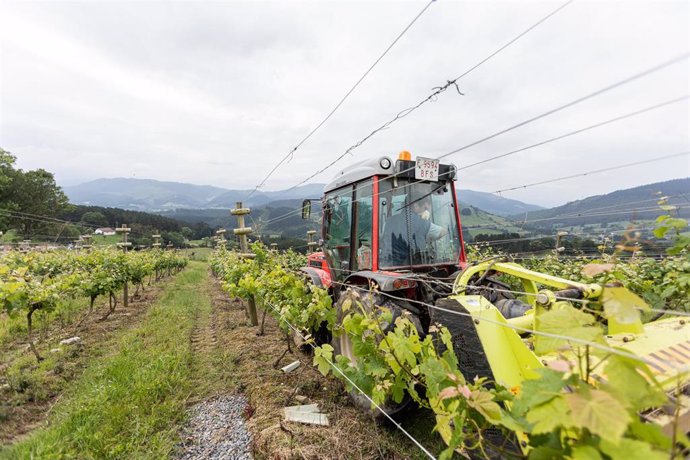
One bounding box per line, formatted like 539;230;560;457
94;227;116;236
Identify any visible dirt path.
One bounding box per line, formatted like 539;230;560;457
2;263;444;459
197;272;439;460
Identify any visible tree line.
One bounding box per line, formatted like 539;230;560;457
0;148;213;247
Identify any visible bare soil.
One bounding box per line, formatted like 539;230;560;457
204;273;440;460
0;280;172;445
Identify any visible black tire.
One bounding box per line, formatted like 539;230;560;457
332;289;423;419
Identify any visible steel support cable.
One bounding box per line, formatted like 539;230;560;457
0;208;102;228
492;152;690;194
263;209;324;226
472;201;685;231
515;194;687;225
260;298;437;459
288;0;575;190
320;264;616;307
252;57;690;228
514;205;690;226
262;163;685;229
0;210;95;230
294;50;689;200
464;227;656;246
0;211;148;239
457;95;689;173
278;258;689;320
4;209;101;229
436;53;690;163
0;209;152;238
491;202;690;229
248;0;437;198
331;281;661;365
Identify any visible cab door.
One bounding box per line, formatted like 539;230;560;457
323;185;353;282
323;180;374;282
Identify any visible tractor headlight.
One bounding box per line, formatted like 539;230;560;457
379;157;392;169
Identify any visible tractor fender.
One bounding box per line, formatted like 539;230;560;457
343;270;418;292
300;267;332;290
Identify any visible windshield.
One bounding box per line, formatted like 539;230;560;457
378;178;461;268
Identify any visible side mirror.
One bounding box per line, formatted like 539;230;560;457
301;199;312;220
322;202;332;241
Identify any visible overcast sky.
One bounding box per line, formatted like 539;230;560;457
1;0;688;207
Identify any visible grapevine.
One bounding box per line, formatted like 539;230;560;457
0;248;188;360
213;243;689;458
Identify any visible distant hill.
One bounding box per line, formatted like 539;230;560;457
64;178;325;211
456;189;543;216
459;206;525;241
512;178;690;230
64;178;542;216
64;178;229;210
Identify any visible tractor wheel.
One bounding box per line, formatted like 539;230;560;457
332;288;423;419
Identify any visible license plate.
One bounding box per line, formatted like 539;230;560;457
415;157;440;181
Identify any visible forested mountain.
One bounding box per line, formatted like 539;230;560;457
512;178;690;230
64;178;324;211
457;189;543;216
64;177;542;216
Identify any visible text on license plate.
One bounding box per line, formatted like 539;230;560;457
415;157;440;181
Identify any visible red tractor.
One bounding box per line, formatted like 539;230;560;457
301;151;467;299
301;151;476;382
301;151;690;441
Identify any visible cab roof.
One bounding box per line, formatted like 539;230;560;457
324;156;393;193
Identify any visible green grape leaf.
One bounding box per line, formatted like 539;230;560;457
570;445;603;460
534;305;604;354
564;389;630;443
603;355;665;411
601;286;648;324
599;437;667;460
512;368;568;417
525;396;571;434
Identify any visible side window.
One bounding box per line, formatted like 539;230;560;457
353;180;373;271
324;186;352;279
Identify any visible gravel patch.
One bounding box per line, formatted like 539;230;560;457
177;395;252;460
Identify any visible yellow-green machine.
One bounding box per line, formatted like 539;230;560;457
306;152;690;448
433;260;690;438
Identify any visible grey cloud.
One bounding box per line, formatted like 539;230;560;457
1;0;688;207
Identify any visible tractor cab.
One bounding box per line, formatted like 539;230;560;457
318;152;466;286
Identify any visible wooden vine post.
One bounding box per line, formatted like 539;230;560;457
215;228;227;249
306;230;318;254
116;224;132;308
80;234;92;250
152;233;162;249
231;202;258;326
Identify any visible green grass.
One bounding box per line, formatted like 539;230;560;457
180;247;212;262
1;262;213;460
92;234;121;246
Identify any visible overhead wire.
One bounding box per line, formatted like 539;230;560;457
491;152;690;194
261;297;437;459
288;0;575;190
0;209;151;241
330;280;662;365
514;194;686;224
248;0;437;198
250;54;690;229
456;95;689;173
0;208;102;229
